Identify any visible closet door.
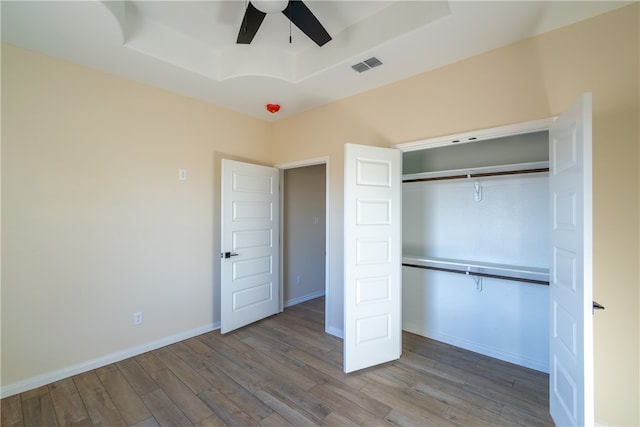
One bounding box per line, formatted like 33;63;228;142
549;93;593;427
344;143;402;373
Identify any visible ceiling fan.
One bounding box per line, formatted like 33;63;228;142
237;0;332;47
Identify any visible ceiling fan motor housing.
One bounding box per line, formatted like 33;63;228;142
251;0;288;14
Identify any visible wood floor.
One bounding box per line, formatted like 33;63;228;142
1;298;554;426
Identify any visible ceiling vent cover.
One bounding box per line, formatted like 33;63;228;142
352;62;369;73
364;57;382;68
352;57;383;73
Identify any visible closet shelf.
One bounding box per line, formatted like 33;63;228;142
402;256;549;285
403;161;549;183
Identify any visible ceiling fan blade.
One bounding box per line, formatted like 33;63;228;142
237;2;267;44
282;0;331;46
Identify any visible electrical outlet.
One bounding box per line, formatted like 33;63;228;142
133;311;143;325
296;275;302;285
178;169;187;181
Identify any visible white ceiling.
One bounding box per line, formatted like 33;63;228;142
1;1;630;121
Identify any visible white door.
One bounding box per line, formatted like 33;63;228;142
549;93;593;426
221;159;280;334
344;143;402;373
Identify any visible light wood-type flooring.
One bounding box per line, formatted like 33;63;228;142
1;297;554;426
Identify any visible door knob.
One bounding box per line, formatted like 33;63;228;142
221;252;239;259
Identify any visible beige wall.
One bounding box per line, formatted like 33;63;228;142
272;4;639;425
1;44;271;390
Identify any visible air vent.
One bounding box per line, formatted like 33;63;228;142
363;57;382;68
352;63;370;73
351;57;383;73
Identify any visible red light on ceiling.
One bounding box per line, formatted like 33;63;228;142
266;104;280;114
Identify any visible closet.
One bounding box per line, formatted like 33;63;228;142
401;130;550;373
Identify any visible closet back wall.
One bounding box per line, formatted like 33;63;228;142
402;174;549;268
402;174;550;371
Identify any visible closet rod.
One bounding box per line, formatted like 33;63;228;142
403;167;549;183
402;262;550;286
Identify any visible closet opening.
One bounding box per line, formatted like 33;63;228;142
400;129;551;373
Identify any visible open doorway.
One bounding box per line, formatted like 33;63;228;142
279;159;329;327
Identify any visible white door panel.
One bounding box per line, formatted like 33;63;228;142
221;160;280;334
549;93;593;427
344;143;402;373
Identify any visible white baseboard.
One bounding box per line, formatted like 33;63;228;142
326;325;344;339
403;323;549;373
319;324;547;372
284;290;325;308
0;322;220;399
283;291;343;339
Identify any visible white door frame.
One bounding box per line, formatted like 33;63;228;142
276;157;331;332
396;117;554;152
